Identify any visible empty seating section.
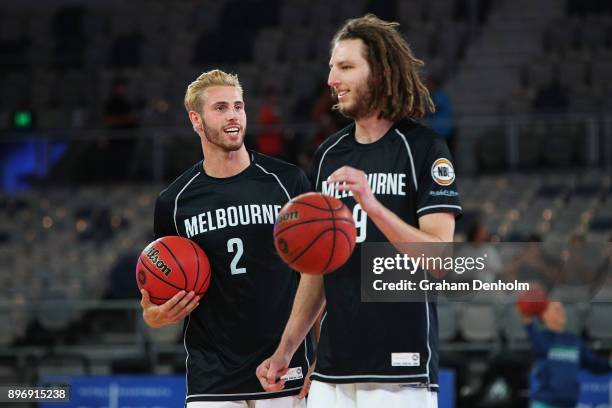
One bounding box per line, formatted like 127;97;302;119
1;170;610;351
0;0;482;129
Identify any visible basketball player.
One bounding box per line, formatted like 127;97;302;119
141;70;313;407
257;15;462;407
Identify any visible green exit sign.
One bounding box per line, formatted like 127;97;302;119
13;110;33;128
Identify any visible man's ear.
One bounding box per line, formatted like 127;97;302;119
189;110;203;133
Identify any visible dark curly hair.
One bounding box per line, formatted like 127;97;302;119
332;14;435;121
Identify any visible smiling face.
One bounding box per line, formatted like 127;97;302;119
327;38;374;120
190;85;247;152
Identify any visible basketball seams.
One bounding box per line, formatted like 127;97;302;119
287;227;338;265
149;293;171;302
320;195;337;274
158;240;189;290
291;199;344;212
139;257;186;292
334;228;354;252
274;217;355;236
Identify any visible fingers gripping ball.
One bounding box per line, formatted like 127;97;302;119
516;284;549;317
136;236;211;305
274;192;356;275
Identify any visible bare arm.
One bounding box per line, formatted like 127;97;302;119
277;274;326;357
256;274;326;391
369;204;455;243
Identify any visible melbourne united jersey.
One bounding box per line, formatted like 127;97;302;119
154;151;313;402
310;118;462;387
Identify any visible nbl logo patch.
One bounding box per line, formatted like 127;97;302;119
431;158;455;186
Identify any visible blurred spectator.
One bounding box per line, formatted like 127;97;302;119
458;221;503;283
107;252;140;299
426;76;455;152
255;87;284;157
524;301;612;408
311;83;349;146
104;78;139;128
506;235;562;291
93;78;140;180
301;83;350;170
532;75;568;115
561;234;593;286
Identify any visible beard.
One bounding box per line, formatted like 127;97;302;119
332;79;374;119
202;121;245;152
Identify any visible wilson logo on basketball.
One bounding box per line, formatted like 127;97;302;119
146;247;172;276
277;211;299;223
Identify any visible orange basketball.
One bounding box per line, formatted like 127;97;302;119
516;284;549;317
274;192;356;275
136;236;211;305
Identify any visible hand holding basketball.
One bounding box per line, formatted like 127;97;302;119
136;236;211;304
140;289;200;328
274;192;356;274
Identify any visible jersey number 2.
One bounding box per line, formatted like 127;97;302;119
227;238;247;275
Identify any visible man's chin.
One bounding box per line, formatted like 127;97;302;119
224;141;244;151
335;102;357;119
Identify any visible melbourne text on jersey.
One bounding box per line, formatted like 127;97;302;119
322;172;407;198
184;204;282;238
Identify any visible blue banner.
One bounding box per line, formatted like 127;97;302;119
577;371;612;408
439;368;456;408
40;375;186;408
40;371;456;407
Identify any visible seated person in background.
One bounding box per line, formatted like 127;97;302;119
104;77;139;128
506;235;562;291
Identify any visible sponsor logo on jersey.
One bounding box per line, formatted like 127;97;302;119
145;247;172;276
431;158;455;186
280;367;304;381
429;189;459;197
548;346;579;363
391;352;420;367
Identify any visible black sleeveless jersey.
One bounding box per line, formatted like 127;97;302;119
154;151;314;403
309;119;462;387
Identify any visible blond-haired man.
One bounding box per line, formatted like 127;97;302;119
141;70;312;408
